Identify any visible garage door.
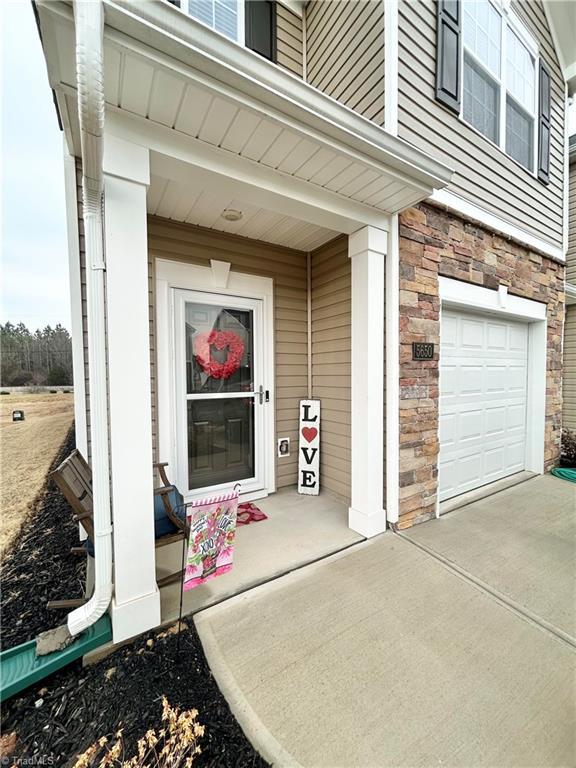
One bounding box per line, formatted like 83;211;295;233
439;309;528;502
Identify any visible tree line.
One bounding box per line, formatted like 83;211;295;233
0;322;73;386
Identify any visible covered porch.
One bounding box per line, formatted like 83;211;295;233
38;0;452;642
158;487;362;622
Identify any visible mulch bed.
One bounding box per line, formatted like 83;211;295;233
1;427;85;651
1;619;269;768
1;427;269;768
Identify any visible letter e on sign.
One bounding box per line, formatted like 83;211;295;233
298;399;320;495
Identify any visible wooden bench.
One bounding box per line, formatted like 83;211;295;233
48;451;188;609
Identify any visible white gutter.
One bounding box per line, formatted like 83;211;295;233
67;0;113;636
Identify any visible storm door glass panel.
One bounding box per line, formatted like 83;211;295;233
184;301;255;490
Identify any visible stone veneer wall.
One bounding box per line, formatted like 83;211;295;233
398;203;565;529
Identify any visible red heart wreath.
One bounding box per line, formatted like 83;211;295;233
193;330;245;380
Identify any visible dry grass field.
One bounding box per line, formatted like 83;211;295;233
0;392;74;556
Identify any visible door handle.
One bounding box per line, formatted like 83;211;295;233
257;385;264;404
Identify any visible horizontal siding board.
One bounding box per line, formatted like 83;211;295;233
563;306;576;431
398;0;564;250
276;4;304;78
306;0;384;126
567;162;576;284
148;216;308;489
398;90;563;233
311;235;351;501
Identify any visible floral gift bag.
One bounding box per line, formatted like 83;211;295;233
183;489;239;591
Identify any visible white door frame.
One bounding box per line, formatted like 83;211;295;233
438;277;547;514
155;258;276;501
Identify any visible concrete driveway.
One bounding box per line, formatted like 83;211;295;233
195;475;576;767
404;474;576;642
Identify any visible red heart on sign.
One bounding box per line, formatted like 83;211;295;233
302;427;318;443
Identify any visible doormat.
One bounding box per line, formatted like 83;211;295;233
237;502;268;526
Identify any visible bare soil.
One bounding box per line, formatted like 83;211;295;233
0;428;85;651
0;392;74;555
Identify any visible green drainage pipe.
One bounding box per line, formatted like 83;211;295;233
551;467;576;483
0;615;112;702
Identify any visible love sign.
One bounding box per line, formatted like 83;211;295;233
298;399;320;495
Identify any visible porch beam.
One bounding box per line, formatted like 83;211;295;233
103;135;161;642
105;109;390;234
348;226;387;538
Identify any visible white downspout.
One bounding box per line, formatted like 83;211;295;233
67;0;113;636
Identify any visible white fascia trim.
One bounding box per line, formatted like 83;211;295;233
430;188;565;263
92;0;453;191
384;0;398;136
63;143;88;460
439;276;547;321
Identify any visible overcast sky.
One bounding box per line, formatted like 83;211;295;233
1;0;70;332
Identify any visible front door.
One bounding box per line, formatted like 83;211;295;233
174;289;266;497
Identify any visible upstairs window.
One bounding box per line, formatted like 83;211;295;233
437;0;548;179
461;0;536;172
187;0;244;42
185;0;276;62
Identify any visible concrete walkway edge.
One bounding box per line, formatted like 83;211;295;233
197;616;303;768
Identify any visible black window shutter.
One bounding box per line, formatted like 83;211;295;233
245;1;277;63
537;62;551;185
436;0;461;114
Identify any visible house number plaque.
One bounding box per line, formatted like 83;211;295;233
412;342;435;361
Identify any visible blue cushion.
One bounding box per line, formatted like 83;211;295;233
83;487;185;557
154;487;186;538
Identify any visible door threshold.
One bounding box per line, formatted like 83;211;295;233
439;471;538;516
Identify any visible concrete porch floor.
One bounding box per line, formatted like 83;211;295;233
195;474;576;767
158;487;363;622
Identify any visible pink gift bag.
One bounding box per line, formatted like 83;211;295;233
183;489;239;591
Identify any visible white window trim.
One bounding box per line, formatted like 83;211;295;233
155;258;276;503
459;1;540;176
178;0;245;46
438;276;547;518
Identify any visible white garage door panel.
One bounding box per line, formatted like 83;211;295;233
439;310;528;502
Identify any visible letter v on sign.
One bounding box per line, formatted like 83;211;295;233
298;399;320;495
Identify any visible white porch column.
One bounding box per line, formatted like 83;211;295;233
348;226;387;537
104;135;160;642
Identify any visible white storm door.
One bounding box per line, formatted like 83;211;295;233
439;310;529;502
174;289;266;498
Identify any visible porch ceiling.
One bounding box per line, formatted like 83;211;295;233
148;173;337;251
37;1;453;227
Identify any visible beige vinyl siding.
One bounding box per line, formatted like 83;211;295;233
147;217;308;489
567;160;576;285
310;236;351;501
398;0;564;251
305;0;385;126
276;3;303;78
564;306;576;431
76;160;91;461
149;253;157;459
